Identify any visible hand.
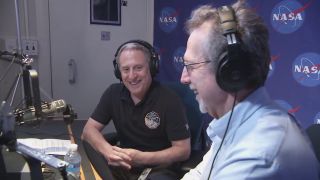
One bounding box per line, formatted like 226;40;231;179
103;145;132;169
112;147;145;166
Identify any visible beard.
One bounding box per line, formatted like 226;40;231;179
198;98;208;114
189;84;208;114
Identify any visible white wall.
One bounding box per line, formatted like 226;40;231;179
0;0;34;106
0;0;49;104
0;0;154;124
0;0;18;103
49;0;154;120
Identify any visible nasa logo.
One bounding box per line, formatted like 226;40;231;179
145;111;160;129
158;7;179;33
270;0;306;34
172;46;186;72
314;112;320;124
292;52;320;87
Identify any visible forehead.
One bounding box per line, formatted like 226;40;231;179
184;24;210;62
118;49;147;65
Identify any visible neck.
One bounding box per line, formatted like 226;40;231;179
130;81;153;105
131;95;142;105
215;88;253;118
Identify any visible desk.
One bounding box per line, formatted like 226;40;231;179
1;120;97;180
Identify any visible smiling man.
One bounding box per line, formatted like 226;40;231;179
81;40;190;180
180;0;319;179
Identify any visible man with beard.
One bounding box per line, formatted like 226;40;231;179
180;0;319;179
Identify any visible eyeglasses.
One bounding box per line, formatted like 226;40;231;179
183;60;212;73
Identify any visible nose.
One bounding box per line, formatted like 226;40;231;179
180;67;190;84
128;68;136;79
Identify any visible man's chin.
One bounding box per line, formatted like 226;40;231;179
126;84;140;92
198;100;208;114
199;106;208;114
128;87;144;97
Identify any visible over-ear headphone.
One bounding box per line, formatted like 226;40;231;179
113;40;159;80
216;6;256;92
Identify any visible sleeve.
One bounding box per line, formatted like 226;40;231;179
90;85;115;125
164;90;190;141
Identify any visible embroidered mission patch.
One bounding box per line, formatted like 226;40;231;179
145;111;160;129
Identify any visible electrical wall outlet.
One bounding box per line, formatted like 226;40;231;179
101;31;110;41
22;39;38;56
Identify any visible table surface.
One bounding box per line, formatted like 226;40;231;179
2;119;98;180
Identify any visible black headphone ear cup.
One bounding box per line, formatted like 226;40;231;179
149;52;159;77
216;52;234;91
216;48;253;92
113;59;121;80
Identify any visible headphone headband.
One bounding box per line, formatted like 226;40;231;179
218;6;237;35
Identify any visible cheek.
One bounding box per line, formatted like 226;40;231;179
141;68;151;76
196;75;216;97
192;72;209;86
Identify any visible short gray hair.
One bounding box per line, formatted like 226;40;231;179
115;42;152;65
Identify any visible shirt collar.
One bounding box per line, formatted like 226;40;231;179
207;87;271;140
120;81;158;106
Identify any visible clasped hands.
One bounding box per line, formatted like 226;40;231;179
105;145;144;170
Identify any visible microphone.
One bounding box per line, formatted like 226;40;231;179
14;99;67;125
42;99;67;114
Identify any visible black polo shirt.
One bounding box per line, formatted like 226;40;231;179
91;81;190;151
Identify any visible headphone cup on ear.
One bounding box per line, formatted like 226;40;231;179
150;54;160;76
216;53;248;92
113;59;121;80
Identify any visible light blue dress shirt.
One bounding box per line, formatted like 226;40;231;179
182;87;319;180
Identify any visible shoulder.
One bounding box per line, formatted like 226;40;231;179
100;83;123;99
155;81;188;99
109;83;123;90
234;110;303;160
224;110;319;178
103;83;123;93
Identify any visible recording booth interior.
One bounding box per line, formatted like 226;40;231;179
0;52;99;179
1;0;320;179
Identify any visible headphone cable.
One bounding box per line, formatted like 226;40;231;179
207;92;237;179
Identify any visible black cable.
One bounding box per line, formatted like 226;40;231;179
48;0;54;98
207;93;237;179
